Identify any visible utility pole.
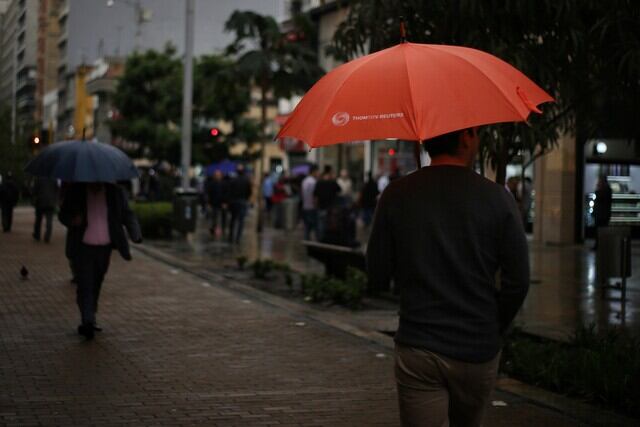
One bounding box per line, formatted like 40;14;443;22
180;0;195;190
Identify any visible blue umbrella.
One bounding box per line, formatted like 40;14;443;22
25;139;139;182
206;159;238;176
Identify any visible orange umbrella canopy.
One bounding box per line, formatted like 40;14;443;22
276;42;553;148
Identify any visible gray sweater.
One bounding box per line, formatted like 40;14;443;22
366;165;529;363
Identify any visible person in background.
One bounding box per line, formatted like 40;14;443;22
262;173;275;223
359;171;379;227
205;170;228;239
337;169;354;204
227;165;252;244
59;182;142;340
518;177;533;229
0;172;20;232
593;175;613;250
368;127;529;427
301;165;319;240
314;165;341;241
377;172;390;194
32;176;59;243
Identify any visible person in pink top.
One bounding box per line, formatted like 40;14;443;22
59;182;142;340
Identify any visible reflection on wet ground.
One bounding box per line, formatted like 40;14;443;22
148;209;639;340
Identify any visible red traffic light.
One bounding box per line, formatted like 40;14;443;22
210;128;220;137
388;148;396;156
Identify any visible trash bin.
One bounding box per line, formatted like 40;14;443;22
282;197;298;230
173;188;199;234
596;226;631;301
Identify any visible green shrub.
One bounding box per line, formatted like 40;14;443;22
250;259;292;279
131;202;173;239
237;256;248;270
300;267;366;309
502;325;640;417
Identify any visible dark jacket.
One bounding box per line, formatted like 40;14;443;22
594;185;613;226
59;183;142;261
0;179;19;208
228;174;252;202
367;166;529;363
33;177;59;210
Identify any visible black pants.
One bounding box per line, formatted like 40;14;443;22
1;205;13;232
34;207;54;242
74;244;112;325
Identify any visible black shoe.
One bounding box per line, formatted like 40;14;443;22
77;324;95;340
32;233;40;241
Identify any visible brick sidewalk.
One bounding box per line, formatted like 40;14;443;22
0;208;586;426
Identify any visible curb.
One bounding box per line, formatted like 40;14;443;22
132;243;638;427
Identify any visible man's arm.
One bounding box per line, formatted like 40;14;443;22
497;193;530;334
118;187;143;243
366;190;394;293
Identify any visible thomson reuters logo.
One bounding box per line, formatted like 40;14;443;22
331;112;350;127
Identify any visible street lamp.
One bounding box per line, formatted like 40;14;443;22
106;0;151;51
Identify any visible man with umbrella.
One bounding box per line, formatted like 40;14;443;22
367;128;529;426
26;139;142;340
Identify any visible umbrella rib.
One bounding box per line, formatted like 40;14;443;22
400;46;421;139
427;46;529;122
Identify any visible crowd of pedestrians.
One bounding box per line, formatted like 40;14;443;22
202;164;252;244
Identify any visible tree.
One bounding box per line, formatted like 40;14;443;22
225;10;324;229
111;46;183;163
329;0;640;184
0;104;31;188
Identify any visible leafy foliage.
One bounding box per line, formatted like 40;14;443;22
111;46;182;163
0;104;32;189
300;267;367;309
329;0;640;183
225;10;324;137
502;325;640;417
131;201;173;239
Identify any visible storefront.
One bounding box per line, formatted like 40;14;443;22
582;138;640;238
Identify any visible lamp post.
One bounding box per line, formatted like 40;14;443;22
180;0;195;190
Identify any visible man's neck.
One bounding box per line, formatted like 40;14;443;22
429;155;470;168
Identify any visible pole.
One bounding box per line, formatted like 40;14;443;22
180;0;195;190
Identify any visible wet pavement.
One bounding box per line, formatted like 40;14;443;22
154;207;640;341
0;207;615;426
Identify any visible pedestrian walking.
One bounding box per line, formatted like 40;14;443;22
205;170;228;238
301;165;319;240
32;177;59;242
262;173;275;223
0;172;20;232
367;127;529;427
59;182;142;340
359;171;379;227
314;165;341;241
227;165;252;244
593;176;613;250
337;169;354;204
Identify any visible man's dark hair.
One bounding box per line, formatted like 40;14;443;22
323;165;332;175
309;164;318;173
423;129;466;157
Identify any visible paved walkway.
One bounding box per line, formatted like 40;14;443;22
0;208;623;426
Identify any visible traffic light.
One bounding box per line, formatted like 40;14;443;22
210;127;220;137
388;148;396;156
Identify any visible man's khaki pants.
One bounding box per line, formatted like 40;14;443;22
395;344;500;427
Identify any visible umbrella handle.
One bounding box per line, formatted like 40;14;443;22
414;141;422;170
400;17;407;43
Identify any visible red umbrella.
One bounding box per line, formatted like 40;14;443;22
276;42;553;148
